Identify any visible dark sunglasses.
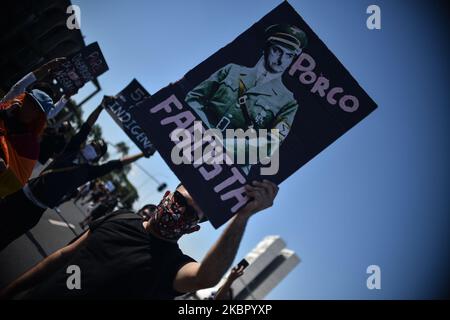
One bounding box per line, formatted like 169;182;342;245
172;191;199;221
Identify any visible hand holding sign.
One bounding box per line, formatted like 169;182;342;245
239;180;279;218
34;57;67;80
63;86;79;99
52;42;109;95
101;95;117;107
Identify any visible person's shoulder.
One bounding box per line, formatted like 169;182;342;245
272;77;297;103
89;209;139;229
224;63;252;73
219;63;252;81
166;241;194;261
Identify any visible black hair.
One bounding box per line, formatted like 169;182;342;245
138;204;157;213
137;204;157;221
175;183;208;223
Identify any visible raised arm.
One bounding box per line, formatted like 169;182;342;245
0;230;90;300
1;58;66;103
46;95;68;120
85;102;104;127
173;180;279;293
63;103;104;153
86;152;144;182
120;152;145;166
83;95;118;128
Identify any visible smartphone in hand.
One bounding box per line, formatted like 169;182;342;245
237;258;249;270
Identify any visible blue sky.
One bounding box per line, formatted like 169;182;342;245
71;0;449;299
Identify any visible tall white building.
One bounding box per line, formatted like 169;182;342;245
196;235;300;300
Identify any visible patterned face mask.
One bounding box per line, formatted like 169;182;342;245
152;190;200;240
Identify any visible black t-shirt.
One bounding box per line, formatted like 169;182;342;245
25;211;195;299
29;123;123;207
90;198;118;220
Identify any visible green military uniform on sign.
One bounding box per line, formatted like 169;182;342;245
184;24;307;174
185;63;298;138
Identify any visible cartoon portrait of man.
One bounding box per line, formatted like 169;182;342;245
185;24;308;174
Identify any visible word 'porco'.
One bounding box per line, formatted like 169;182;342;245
289;52;359;113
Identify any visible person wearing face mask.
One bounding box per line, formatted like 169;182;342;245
0;101;145;251
0;180;279;300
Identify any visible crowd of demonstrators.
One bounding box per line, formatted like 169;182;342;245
79;189;120;230
0;99;145;251
67;178;105;205
0;58;282;301
73;180;96;203
60;179;106;208
86;182;117;211
0;58;70;198
80;180;109;206
0;181;278;299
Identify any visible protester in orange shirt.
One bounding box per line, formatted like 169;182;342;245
0;58;66;198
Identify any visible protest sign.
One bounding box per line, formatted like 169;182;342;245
104;79;155;157
53;42;109;95
132;2;377;227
